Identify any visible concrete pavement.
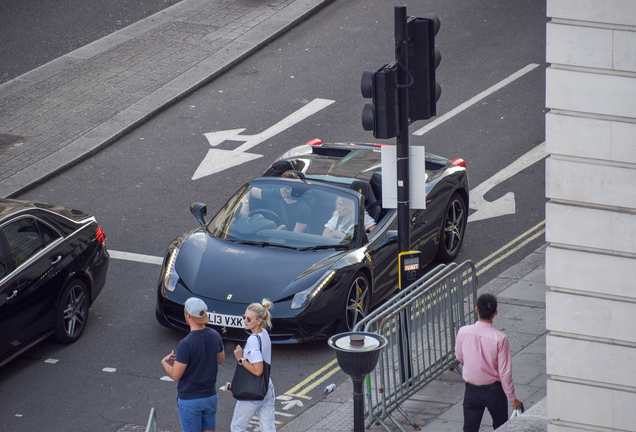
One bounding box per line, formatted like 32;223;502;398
0;0;334;199
279;246;549;432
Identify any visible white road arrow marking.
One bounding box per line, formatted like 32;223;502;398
192;98;335;180
468;142;546;223
283;399;303;411
277;396;304;410
192;148;263;180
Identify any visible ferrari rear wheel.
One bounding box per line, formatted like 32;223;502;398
436;193;467;263
340;273;370;332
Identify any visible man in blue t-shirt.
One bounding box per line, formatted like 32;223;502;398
161;297;225;432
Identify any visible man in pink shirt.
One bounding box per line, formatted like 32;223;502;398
455;294;523;431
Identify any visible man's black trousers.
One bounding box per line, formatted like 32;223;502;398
462;381;508;431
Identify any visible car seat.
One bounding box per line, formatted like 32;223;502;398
264;160;293;177
350;180;381;222
370;172;382;205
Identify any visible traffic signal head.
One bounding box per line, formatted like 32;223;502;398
407;16;441;121
361;63;398;139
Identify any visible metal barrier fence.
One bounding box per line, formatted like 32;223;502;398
353;260;478;431
145;407;157;432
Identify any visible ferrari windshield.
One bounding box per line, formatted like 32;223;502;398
207;178;364;249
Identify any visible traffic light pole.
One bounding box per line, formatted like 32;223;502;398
361;6;440;386
395;6;410;255
361;5;440;265
394;6;413;384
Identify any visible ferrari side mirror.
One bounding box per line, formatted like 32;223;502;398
190;202;208;226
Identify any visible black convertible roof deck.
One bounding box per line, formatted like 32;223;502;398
311;146;351;157
309;141;382;157
307;141;451;170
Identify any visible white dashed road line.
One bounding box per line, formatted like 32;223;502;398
108;250;163;265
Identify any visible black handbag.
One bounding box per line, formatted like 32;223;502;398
231;334;271;400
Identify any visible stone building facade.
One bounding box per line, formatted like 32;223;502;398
545;0;636;430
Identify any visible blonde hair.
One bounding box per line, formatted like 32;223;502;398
332;196;355;217
247;298;273;330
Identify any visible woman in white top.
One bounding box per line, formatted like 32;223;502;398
322;196;376;238
231;299;275;432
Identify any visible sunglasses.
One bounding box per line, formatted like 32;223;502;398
242;315;256;323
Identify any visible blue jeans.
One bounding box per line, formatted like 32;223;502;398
462;381;508;431
177;394;218;432
231;379;276;432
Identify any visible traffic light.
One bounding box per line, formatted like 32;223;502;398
407;16;441;121
361;63;398;139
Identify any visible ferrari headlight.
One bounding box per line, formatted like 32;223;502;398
163;247;180;292
291;270;336;309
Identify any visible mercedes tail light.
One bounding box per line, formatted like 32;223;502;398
96;226;106;247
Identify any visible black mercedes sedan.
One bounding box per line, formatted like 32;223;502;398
0;199;110;367
156;141;468;343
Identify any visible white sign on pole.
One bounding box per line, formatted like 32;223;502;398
380;145;427;209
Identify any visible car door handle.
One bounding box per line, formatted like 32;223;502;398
7;290;18;301
51;255;62;265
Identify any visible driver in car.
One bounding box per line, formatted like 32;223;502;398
239;171;310;233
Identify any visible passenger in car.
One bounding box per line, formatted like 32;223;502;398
322;196;376;239
239;171;310;233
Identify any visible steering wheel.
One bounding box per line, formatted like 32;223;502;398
248;209;282;226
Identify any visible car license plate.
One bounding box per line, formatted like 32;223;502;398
208;312;244;328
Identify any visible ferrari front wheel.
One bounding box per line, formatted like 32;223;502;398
339;273;370;332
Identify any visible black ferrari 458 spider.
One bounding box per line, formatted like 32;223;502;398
156;140;469;343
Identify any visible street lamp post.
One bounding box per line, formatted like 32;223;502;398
328;332;388;432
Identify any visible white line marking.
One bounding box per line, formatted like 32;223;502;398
413;63;540;135
193;98;335;180
279;398;304;410
109;250;163;265
234;98;335;153
468;142;547;223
